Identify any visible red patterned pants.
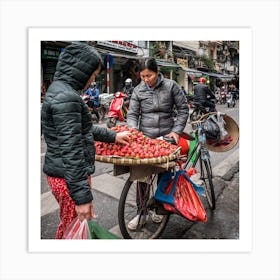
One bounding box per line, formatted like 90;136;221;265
47;176;92;239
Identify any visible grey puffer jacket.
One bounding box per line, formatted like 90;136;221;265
41;43;116;205
127;73;189;138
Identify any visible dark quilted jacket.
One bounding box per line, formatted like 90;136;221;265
193;83;216;102
41;43;116;205
127;73;189;138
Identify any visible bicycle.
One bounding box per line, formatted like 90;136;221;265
117;118;215;239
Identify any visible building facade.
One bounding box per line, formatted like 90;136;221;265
41;40;239;97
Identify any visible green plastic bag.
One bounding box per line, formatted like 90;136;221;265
188;133;198;163
88;220;120;239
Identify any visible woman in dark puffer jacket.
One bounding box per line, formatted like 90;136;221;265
41;42;130;238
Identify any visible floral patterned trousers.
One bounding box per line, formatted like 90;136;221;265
47;176;92;239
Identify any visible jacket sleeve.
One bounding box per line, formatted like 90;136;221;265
126;90;140;129
52;98;93;205
171;82;189;135
91;125;116;142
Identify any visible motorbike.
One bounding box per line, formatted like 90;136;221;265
106;91;128;128
81;93;111;123
226;91;236;108
218;90;227;104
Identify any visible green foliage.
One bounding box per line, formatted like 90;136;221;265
200;55;215;71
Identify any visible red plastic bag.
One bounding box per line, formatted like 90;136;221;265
162;171;207;223
62;217;91;239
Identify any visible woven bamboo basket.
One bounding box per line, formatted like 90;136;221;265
95;148;181;166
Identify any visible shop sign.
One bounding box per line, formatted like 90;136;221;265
96;41;138;53
176;58;188;68
42;47;61;59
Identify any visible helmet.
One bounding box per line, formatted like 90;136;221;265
199;77;206;84
125;78;132;87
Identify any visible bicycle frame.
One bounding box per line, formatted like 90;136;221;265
118;119;216;239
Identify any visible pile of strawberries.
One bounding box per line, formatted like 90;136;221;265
95;125;178;159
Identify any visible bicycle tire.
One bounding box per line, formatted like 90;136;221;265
99;106;106;120
199;159;216;210
118;177;169;239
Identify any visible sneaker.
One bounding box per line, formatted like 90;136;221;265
190;173;203;185
127;214;146;231
149;211;164;223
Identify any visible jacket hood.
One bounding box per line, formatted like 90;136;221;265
53;43;102;90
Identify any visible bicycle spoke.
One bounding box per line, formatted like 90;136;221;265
118;175;169;239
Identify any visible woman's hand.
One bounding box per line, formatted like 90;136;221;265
115;131;131;145
75;202;95;221
165;132;179;144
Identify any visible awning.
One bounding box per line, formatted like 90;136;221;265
200;71;235;80
95;47;141;60
183;67;204;77
156;59;181;69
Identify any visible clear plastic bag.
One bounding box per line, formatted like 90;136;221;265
216;112;228;140
62;217;91;239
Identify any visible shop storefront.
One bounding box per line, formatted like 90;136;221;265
41;41;142;95
94;41;143;93
41;41;70;91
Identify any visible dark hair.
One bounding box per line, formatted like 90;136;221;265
138;58;158;73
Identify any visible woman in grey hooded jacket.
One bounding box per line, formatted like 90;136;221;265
126;58;189;230
127;58;189;143
41;42;130;238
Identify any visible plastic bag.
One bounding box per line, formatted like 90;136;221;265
216;112;228;140
203;116;220;140
188;133;198;163
173;174;207;222
62;217;91;239
88;220;120;239
154;170;207;222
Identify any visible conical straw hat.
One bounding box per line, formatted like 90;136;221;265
200;112;239;152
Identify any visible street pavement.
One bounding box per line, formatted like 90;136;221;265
41;141;239;240
41;103;239;239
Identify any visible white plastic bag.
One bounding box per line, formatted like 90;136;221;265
62;217;91;239
216;112;228;140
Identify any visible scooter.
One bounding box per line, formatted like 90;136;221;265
106;91;128;128
218;90;227;104
226;91;236;108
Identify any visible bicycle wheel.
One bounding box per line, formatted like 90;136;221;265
199;158;215;210
118;176;169;239
99;106;106;120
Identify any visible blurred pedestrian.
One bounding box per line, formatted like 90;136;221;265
85;81;100;122
194;77;216;111
123;78;134;107
181;86;187;96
